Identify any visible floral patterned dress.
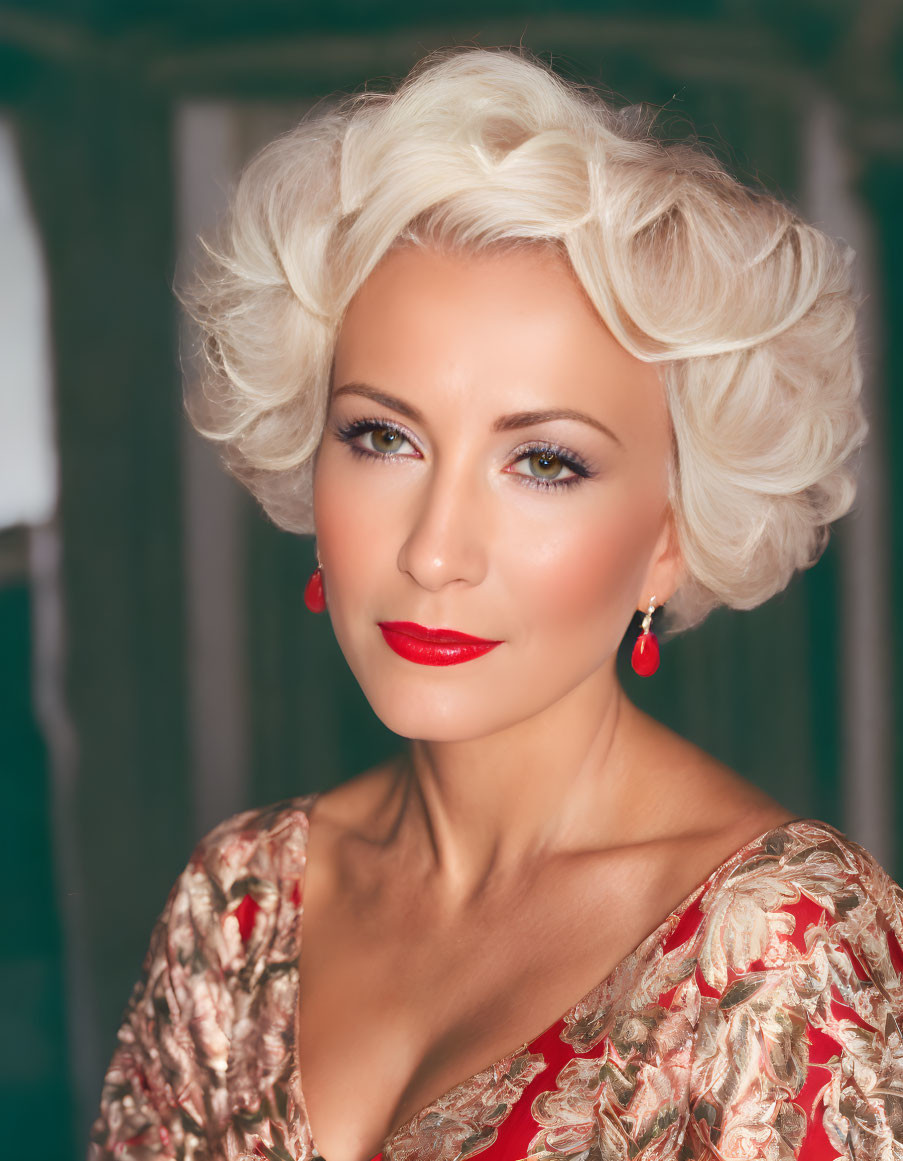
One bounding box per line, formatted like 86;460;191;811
90;798;903;1161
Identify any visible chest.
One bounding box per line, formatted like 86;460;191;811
294;857;689;1161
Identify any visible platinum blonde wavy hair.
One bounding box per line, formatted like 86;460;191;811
182;46;867;635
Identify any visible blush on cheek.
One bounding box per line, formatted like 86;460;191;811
311;446;412;676
312;464;361;598
533;509;657;639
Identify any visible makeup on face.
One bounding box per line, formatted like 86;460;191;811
377;621;503;666
329;408;599;494
312;243;677;743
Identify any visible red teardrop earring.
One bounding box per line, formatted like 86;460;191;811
304;562;326;613
631;596;660;676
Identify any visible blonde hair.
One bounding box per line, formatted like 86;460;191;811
182;46;867;634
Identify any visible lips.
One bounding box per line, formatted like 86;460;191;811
377;621;502;666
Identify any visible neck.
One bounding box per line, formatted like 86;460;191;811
394;665;642;899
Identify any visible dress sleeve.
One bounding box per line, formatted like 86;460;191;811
88;842;234;1160
684;832;903;1161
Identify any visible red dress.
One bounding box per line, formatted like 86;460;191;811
90;797;903;1161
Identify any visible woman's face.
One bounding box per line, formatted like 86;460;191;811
313;243;682;742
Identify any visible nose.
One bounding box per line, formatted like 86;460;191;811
396;458;489;592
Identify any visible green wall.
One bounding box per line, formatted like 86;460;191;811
0;3;899;1155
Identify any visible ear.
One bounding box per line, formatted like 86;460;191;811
637;506;685;613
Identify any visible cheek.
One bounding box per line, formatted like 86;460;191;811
509;486;661;641
311;449;378;597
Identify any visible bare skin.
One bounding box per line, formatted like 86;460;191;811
300;243;794;1161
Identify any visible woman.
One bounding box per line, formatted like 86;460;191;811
91;47;902;1161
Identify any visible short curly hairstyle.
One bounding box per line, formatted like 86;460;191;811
182;46;867;635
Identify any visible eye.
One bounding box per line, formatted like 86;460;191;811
334;418;420;459
364;425;413;456
513;449;576;482
507;444;588;489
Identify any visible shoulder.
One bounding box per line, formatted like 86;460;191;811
695;817;903;988
128;794;317;997
90;797;318;1156
170;794;317;963
687;819;903;1157
136;798;317;1070
189;794;317;889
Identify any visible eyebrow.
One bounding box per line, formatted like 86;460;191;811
331;383;624;447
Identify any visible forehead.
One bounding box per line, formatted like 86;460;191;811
332;243;666;431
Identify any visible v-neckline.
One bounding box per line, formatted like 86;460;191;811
289;800;829;1161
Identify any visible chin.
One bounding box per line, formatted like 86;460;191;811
358;672;571;744
338;630;616;743
351;673;508;742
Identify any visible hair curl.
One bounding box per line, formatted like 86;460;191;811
181;46;867;634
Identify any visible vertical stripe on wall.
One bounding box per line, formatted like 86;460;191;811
802;94;894;868
176;102;252;838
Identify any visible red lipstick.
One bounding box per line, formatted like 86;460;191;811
377;621;502;666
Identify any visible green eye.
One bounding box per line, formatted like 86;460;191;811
369;427;406;454
507;443;585;490
335;417;420;462
528;450;565;479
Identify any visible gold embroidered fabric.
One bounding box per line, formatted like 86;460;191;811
89;801;903;1161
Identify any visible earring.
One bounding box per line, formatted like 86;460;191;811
631;596;660;676
304;560;326;614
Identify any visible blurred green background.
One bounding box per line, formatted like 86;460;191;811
0;1;900;1157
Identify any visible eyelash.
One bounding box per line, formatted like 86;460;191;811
332;417;594;491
